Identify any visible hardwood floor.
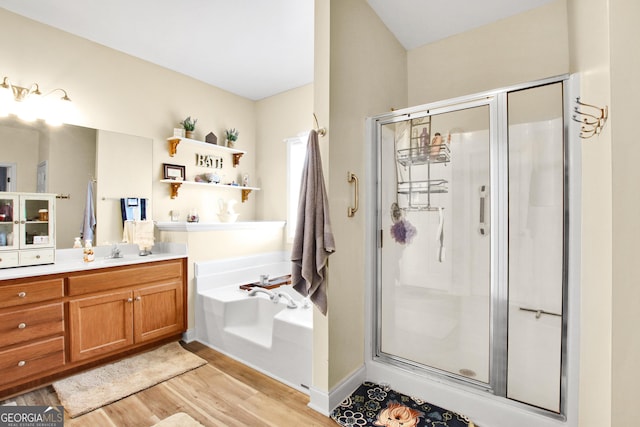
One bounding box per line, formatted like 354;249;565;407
2;341;337;427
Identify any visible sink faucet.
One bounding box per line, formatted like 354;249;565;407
110;244;123;259
276;291;298;309
248;287;278;302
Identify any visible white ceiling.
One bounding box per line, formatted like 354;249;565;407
0;0;555;101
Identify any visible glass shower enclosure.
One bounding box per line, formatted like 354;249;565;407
372;79;567;416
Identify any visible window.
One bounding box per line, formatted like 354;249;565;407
286;132;309;241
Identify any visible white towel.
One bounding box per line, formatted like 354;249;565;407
80;180;96;242
291;130;335;315
123;220;155;250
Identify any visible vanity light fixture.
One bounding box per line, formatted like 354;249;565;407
0;76;74;126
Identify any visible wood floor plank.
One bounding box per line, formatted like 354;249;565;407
101;394;158;427
68;409;118;427
240;391;334;427
1;340;337;427
134;382;193;421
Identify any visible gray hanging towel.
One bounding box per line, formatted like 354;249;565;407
80;180;96;242
292;129;335;315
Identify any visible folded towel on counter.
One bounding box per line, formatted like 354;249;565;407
123;220;155;250
291;129;335;315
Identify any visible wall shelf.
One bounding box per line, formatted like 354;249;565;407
166;137;245;167
160;179;259;202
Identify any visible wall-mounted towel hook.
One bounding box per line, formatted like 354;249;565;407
347;171;359;217
313;113;327;137
572;97;608;139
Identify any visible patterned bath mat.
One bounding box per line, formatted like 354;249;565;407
331;382;475;427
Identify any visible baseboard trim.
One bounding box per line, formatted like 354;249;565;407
308;365;366;416
181;329;196;343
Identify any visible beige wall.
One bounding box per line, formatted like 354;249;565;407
0;122;40;192
324;0;408;389
95;130;153;246
48;125;96;247
567;0;613;426
408;0;569;105
255;84;314;222
609;0;640;425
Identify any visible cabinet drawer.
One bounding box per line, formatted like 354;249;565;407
19;249;55;266
68;259;184;296
0;251;19;268
0;336;64;386
0;278;64;309
0;303;64;347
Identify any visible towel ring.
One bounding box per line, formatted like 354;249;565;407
348;172;359;217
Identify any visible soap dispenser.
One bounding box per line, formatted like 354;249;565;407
83;239;95;262
73;237;82;248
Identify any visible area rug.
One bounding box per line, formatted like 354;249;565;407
53;342;207;418
152;412;204;427
331;381;475;427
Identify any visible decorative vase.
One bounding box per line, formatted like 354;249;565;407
185;130;194;139
226;139;234;148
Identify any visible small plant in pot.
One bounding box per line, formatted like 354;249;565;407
180;116;198;139
225;128;239;148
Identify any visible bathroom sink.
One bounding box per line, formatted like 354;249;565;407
91;256;128;265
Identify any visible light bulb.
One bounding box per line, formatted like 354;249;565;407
15;93;40;122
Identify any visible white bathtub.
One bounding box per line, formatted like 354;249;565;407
194;252;312;394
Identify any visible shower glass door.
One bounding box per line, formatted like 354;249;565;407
377;100;493;386
373;78;568;416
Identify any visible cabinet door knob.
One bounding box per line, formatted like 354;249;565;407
13;220;19;225
17;291;26;298
18;322;26;329
127;297;133;303
35;255;41;259
17;360;26;367
135;296;141;301
20;220;25;225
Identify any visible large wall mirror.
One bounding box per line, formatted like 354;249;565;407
0;116;153;249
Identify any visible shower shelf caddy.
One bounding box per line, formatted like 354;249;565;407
396;118;450;211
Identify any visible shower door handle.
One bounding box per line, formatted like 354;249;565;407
479;185;488;236
348;172;359;218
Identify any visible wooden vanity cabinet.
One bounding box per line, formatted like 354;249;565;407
0;277;65;392
68;289;134;362
67;259;186;362
0;257;187;398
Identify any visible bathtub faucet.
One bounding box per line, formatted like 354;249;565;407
248;287;278;302
276;291;298;309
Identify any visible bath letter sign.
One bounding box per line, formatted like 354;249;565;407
196;153;223;169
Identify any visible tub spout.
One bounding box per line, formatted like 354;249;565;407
248;287;278;302
276;291;298;309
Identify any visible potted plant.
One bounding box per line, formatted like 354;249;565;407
180;116;197;139
225;128;239;148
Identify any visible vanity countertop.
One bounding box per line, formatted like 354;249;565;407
0;242;188;281
155;220;285;232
